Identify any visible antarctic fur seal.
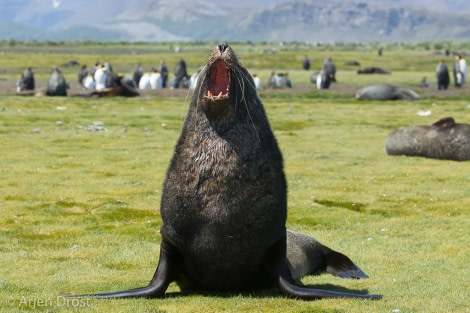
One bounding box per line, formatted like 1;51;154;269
345;61;360;66
88;86;139;98
357;67;390;74
62;60;80;67
85;74;139;97
71;43;381;300
385;117;470;161
356;84;420;101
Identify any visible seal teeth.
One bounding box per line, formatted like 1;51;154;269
205;89;229;100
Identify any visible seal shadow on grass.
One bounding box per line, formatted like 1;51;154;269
314;199;396;217
315;199;366;213
162;283;373;299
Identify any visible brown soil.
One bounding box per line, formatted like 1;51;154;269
1;76;469;99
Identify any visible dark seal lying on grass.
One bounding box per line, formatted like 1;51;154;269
356;84;420;101
357;67;390;74
385;117;470;161
70;43;381;300
71;74;140;98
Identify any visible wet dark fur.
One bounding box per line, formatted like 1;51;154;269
386;117;470;161
69;43;381;300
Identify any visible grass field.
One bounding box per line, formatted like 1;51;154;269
1;42;470;313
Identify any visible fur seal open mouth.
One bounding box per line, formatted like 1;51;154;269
199;44;237;124
204;60;230;101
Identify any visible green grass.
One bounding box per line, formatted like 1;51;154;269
1;43;470;313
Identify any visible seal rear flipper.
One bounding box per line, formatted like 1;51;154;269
267;255;381;300
324;248;369;279
69;240;180;299
431;117;455;129
286;230;368;280
268;237;381;300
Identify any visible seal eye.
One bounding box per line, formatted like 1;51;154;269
206;60;229;100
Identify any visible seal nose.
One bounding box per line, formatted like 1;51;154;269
218;43;229;53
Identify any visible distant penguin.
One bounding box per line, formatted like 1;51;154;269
253;74;262;89
46;66;67;96
436;60;450;90
78;65;88;87
150;69;163;89
275;73;292;88
190;67;203;90
22;67;35;90
105;70;120;88
94;65;107;90
133;64;143;86
302;56;311;70
139;73;151;89
453;54;467;87
323;56;336;82
316;65;331;90
82;75;95;90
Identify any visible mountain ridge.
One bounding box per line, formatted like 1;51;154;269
1;0;469;42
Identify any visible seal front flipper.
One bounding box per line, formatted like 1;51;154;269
286;230;368;280
267;235;382;300
71;240;181;299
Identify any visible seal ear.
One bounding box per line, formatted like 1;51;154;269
432;117;455;129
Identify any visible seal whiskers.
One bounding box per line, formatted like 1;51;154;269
233;66;260;142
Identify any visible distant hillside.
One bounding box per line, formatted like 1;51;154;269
1;0;470;42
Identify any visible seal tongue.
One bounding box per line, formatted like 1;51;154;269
207;60;229;99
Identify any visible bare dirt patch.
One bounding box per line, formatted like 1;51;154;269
1;75;469;100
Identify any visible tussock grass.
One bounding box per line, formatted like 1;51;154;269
1;44;470;312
